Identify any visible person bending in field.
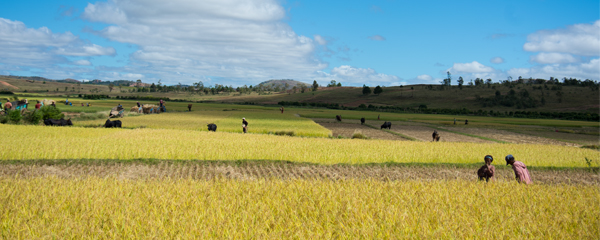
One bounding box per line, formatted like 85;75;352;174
242;117;248;133
477;155;495;182
505;154;532;184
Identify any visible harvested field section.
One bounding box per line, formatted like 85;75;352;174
1;162;598;185
388;123;493;143
440;127;580;146
315;122;408;140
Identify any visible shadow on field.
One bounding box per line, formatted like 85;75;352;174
1;159;598;185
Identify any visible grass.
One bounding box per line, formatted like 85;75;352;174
0;177;597;239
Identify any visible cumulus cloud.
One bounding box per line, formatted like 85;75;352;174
368;35;386;41
529;52;578;64
490;57;504;64
73;59;92;66
81;0;326;84
0;18;115;67
508;58;599;80
448;61;495;73
523;20;600;56
310;65;400;86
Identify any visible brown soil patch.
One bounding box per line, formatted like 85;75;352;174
0;80;19;89
388;122;493;143
313;119;407;140
441;127;581;146
0;162;596;185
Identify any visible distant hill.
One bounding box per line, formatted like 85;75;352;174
257;79;309;90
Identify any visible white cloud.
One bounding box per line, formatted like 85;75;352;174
508;58;599;80
310;65;400;86
0;18;115;67
73;60;92;66
81;0;325;85
490;57;504;64
530;52;578;64
448;61;494;73
368;35;386;41
314;35;327;45
523;20;600;56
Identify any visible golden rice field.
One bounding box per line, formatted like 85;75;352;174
0;177;597;239
2;124;598;167
75;110;332;137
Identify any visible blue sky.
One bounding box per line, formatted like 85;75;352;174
0;0;598;86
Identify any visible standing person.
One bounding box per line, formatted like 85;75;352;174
188;104;192;112
35;101;41;110
24;99;28;109
378;114;380;120
454;118;456;125
280;106;284;113
242;117;248;133
136;101;141;108
465;119;469;125
477;155;495;182
5;100;12;110
505;155;532;184
159;99;164;108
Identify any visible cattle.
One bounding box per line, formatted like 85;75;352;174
336;115;342;122
380;121;391;130
43;118;73;126
360;118;365;125
207;123;217;132
105;119;122;128
432;130;440;142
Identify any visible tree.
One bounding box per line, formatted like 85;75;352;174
327;80;337;87
336;82;342;87
108;83;115;92
136;79;142;89
373;85;383;95
486;78;493;88
441;71;452;87
362;85;371;95
300;84;308;93
118;84;123;92
457;76;464;90
292;86;297;93
312;80;318;91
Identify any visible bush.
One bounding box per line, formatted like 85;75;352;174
7;110;22;123
40;106;64;120
274;131;294;136
23;110;43;124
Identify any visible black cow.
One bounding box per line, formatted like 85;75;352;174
336;115;342;122
380;121;391;130
207;123;217;132
44;118;73;126
105;119;122;128
360;118;365;125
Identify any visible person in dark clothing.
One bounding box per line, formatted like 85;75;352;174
242;117;248;133
188;104;192;112
477;155;495;182
137;102;141;108
465;119;469;125
35;101;41;110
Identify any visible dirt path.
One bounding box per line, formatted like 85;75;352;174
312;118;407;140
0;80;19;89
440;127;580;146
388;122;493;143
0;162;596;185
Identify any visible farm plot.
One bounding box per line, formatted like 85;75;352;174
388;122;493;143
439;127;580;146
1;161;598;185
0;177;597;239
312;119;407;140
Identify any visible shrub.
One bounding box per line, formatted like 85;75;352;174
274;131;294;136
40;106;64;120
7;110;22;123
23;110;43;124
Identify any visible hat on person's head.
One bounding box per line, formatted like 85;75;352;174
505;154;514;165
242;117;245;119
484;155;493;162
